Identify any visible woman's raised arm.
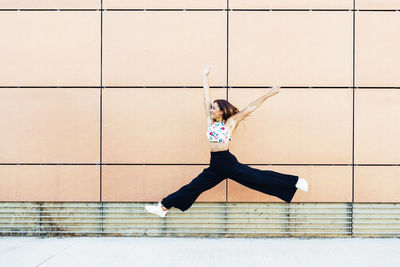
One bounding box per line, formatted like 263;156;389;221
203;64;212;121
229;86;280;124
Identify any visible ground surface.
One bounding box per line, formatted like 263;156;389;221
0;236;399;267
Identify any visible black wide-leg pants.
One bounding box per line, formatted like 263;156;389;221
161;149;299;212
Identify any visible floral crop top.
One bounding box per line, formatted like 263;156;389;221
207;119;232;143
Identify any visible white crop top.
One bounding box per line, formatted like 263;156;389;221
207;119;231;143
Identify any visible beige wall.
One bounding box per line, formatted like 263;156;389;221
0;1;399;203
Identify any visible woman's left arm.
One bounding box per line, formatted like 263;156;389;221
230;86;280;123
247;86;280;112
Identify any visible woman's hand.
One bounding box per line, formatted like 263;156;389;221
268;85;280;96
203;63;211;76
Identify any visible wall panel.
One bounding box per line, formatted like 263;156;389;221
0;88;100;163
0;165;99;201
356;0;400;9
0;12;100;86
354;89;400;164
102;165;226;201
103;11;227;86
228;166;352;202
355;166;400;202
0;0;99;9
229;88;353;164
102;87;226;163
229;11;353;86
356;12;400;87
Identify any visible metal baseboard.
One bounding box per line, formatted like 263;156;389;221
0;202;399;237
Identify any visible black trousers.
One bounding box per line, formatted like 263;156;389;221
161;149;299;212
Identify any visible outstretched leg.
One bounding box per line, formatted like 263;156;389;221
161;166;224;212
228;161;299;203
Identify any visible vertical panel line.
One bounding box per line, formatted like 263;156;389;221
100;0;104;234
100;0;103;202
351;0;356;236
226;0;229;204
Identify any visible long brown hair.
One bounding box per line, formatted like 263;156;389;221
213;99;250;133
213;99;239;121
214;99;239;133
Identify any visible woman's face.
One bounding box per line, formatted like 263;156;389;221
210;102;223;120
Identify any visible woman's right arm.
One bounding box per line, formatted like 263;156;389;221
203;64;212;123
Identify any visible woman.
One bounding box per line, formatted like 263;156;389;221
145;64;308;217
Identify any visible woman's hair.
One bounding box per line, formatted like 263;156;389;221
213;99;239;121
213;99;252;133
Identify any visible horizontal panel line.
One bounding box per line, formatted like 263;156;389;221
1;163;399;166
357;10;400;12
0;9;101;11
1;9;399;12
0;86;102;88
1;86;400;89
230;9;352;12
0;9;351;12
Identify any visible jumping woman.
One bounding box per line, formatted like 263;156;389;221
145;64;308;217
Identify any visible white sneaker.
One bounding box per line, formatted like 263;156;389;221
296;178;308;192
144;201;168;217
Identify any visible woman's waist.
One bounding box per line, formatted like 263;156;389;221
210;149;237;163
209;142;230;151
210;149;230;154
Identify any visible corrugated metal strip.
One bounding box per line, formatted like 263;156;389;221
0;202;399;237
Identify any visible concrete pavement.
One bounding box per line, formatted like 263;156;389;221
0;236;399;267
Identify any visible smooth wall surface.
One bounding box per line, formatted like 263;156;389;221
0;1;399;203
